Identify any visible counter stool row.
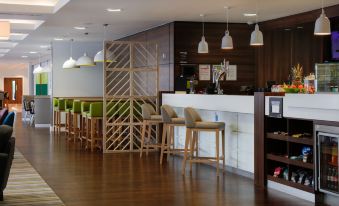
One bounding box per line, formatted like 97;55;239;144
140;104;226;176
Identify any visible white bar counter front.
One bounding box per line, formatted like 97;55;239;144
162;94;254;174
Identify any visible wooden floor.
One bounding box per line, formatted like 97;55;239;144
13;116;313;206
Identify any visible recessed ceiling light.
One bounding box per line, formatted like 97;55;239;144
54;38;63;41
40;45;50;48
29;51;37;54
74;26;86;30
106;8;122;12
297;26;303;29
21;55;28;58
284;28;291;31
243;13;257;17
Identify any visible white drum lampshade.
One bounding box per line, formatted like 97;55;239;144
198;36;209;53
33;65;44;74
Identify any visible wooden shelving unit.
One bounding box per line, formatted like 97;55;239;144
265;116;315;193
266;133;313;146
267;154;314;170
267;175;315;193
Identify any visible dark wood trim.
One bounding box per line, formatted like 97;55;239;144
254;92;266;187
260;4;339;30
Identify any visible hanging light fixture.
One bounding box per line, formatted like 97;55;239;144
314;0;331;35
94;24;115;63
221;6;233;49
63;39;80;69
76;52;95;66
198;14;209;54
33;53;44;74
0;21;10;40
250;2;264;46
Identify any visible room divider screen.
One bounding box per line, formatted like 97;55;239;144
103;41;159;153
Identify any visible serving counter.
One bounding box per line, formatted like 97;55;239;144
162;94;254;174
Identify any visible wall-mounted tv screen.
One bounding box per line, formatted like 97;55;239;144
181;64;197;77
332;31;339;60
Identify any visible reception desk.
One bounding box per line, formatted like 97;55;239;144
162;94;254;174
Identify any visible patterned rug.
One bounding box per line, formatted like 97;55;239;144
0;151;64;206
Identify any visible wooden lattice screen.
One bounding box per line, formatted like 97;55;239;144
103;41;159;153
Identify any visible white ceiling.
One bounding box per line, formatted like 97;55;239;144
1;0;339;66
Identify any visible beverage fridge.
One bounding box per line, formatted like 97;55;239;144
316;125;339;196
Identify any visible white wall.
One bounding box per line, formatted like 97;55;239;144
0;63;30;95
52;41;103;97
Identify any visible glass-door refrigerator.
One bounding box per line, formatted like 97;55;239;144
317;131;339;196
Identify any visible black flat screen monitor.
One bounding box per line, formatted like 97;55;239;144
181;64;197;77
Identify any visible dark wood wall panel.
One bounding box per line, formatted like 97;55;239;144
119;23;174;91
174;22;255;94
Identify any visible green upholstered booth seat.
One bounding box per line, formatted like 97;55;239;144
87;102;103;118
81;102;91;116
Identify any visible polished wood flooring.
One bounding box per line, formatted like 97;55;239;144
13;116;313;206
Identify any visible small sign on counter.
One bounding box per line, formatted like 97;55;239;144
199;64;211;81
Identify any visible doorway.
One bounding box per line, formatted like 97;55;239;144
4;77;23;104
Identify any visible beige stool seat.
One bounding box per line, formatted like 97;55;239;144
140;103;162;157
194;121;225;130
182;107;225;176
150;115;162;121
160;105;187;164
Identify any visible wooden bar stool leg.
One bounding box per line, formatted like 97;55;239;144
193;131;199;157
182;128;191;175
222;130;225;171
140;121;146;158
216;129;220;177
57;112;61;135
160;123;167;164
90;118;95;152
73;114;77;143
166;125;171;161
86;118;90;149
189;131;196;172
146;123;152;156
53;111;56;133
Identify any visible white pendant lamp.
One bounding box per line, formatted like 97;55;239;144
94;24;115;63
314;0;331;35
0;21;10;40
76;52;95;67
33;65;44;74
250;24;264;46
198;14;209;54
63;39;80;69
221;7;233;49
33;53;45;74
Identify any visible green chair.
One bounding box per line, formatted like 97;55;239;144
64;99;74;137
81;102;91;144
53;98;59;133
86;102;103;152
70;100;82;142
55;99;66;135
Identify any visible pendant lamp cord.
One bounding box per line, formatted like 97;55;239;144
70;39;73;57
255;0;259;23
226;7;229;32
38;53;41;66
201;14;205;37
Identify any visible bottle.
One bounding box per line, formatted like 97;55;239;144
334;167;338;191
328;167;333;189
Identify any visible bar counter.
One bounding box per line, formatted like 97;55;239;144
162;94;255;174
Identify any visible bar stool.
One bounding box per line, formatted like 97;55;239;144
55;99;66;135
140;103;162;157
86;102;103;152
182;107;225;176
160;105;186;164
65;99;74;137
53;98;58;132
80;102;91;145
70;100;82;143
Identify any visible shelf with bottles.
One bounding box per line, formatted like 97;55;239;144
268;162;314;193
